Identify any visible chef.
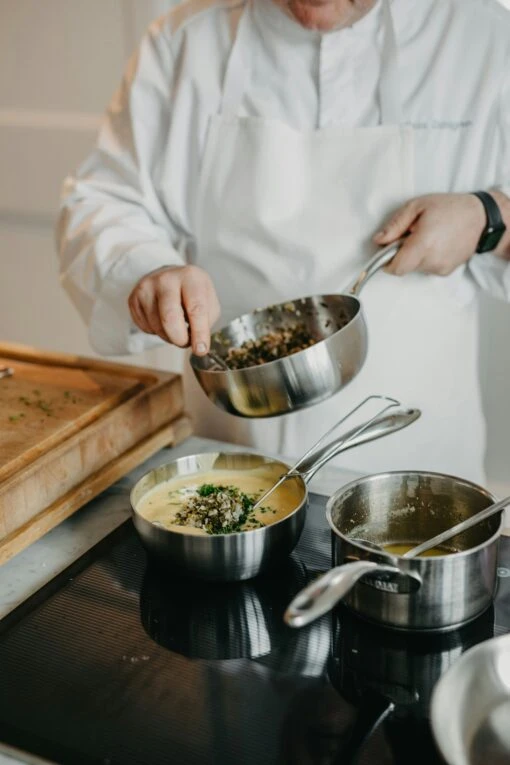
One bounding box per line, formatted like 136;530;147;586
58;0;510;483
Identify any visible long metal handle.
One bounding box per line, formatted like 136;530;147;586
349;240;403;297
284;561;400;628
298;408;421;483
250;395;401;512
402;494;510;559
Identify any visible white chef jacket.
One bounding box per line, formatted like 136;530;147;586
58;0;510;480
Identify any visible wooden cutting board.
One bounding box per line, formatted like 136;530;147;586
0;342;191;563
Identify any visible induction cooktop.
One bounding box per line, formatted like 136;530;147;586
0;493;509;765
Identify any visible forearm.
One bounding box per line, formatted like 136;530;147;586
490;189;510;260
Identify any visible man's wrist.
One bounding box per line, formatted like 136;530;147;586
488;189;510;259
471;190;508;256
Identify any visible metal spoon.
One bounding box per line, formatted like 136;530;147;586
206;351;230;371
350;494;510;560
401;494;510;558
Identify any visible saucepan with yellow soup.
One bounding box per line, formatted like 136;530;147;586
130;398;420;582
285;472;503;632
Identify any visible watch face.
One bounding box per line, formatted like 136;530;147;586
478;226;506;253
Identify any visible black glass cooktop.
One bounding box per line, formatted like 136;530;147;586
0;493;509;765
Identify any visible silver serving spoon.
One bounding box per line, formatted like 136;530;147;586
400;494;510;558
350;494;510;560
206;351;229;371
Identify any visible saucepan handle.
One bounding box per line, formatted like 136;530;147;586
298;406;421;483
284;561;400;629
251;396;420;512
349;239;404;297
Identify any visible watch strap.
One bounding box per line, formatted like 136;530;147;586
472;191;505;253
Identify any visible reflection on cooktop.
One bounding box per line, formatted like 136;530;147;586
140;554;330;675
0;493;508;765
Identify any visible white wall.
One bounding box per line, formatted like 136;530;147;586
0;0;178;371
0;0;509;495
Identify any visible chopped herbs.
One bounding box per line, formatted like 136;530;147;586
37;399;53;416
9;413;25;422
222;324;317;370
174;483;268;535
9;390;82;422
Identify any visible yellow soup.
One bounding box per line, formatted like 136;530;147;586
383;543;456;558
136;466;304;536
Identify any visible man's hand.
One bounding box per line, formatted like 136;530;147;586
128;265;221;356
373;193;487;276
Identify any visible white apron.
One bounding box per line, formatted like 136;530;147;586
187;0;486;483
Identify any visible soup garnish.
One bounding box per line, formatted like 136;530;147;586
174;483;267;534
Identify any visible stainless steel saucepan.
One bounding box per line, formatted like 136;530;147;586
130;398;419;582
431;633;510;765
190;242;401;417
285;472;502;632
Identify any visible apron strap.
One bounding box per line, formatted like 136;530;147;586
379;0;403;125
228;1;244;40
221;2;251;115
221;0;403;123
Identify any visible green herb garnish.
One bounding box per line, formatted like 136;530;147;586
36;399;53;416
174;483;268;535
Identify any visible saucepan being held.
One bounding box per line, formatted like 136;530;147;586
190;241;401;417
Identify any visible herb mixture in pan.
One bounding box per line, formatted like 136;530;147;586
224;324;316;370
174;484;266;534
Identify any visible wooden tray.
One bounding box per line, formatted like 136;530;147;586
0;342;189;563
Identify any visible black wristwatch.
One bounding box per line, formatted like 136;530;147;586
472;191;507;253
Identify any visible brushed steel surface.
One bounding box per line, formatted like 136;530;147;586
431;633;510;765
130;408;419;582
190;243;400;417
286;472;502;631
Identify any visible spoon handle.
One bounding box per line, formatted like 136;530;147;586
402;495;510;559
207;351;229;371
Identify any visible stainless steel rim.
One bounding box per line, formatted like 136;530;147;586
325;470;502;560
130;451;308;539
190;293;362;373
430;632;510;763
